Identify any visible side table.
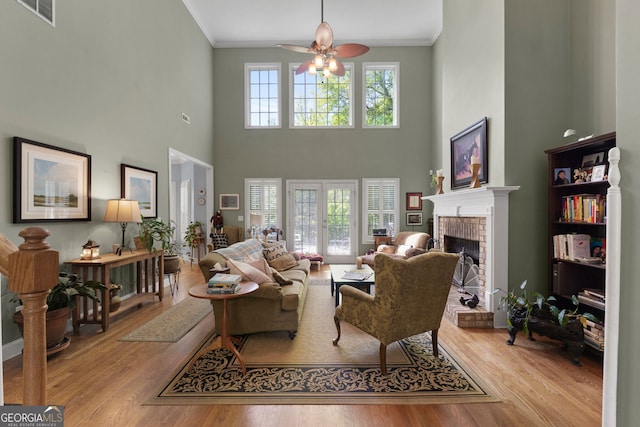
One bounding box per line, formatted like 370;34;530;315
188;281;259;375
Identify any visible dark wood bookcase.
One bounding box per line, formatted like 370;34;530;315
545;132;615;350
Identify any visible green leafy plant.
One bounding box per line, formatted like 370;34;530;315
184;220;204;249
12;272;107;312
138;217;179;255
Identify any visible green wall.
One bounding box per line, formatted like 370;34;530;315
212;47;435;242
0;0;215;343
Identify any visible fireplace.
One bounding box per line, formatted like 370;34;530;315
422;186;519;327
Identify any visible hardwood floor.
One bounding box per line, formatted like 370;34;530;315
3;263;603;426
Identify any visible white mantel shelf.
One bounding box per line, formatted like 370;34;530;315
422;186;520;328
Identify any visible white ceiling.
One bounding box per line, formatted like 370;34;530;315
182;0;443;48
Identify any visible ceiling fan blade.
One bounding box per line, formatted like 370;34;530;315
296;60;313;75
332;60;346;77
278;44;315;54
333;43;370;58
315;22;333;50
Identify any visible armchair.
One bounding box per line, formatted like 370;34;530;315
333;251;459;375
358;231;431;267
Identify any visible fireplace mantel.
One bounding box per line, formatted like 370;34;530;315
423;186;519;327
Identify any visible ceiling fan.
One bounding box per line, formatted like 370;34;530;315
278;0;369;78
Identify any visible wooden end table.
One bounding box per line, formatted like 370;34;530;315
188;281;258;375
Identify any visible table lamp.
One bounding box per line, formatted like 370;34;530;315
104;199;142;255
250;214;263;239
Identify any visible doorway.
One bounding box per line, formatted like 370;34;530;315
286;180;358;264
168;148;214;253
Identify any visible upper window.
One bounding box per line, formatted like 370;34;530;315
362;178;399;244
290;63;353;128
18;0;55;26
245;63;281;128
363;63;399;128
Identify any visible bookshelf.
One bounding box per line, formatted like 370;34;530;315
545;131;615;352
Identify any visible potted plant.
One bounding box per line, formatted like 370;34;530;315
184;220;204;249
137;217;182;274
501;280;599;365
12;272;107;351
109;283;123;312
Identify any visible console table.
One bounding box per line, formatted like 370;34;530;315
64;250;164;332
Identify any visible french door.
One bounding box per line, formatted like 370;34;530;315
287;180;357;264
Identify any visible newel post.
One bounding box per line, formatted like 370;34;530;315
8;227;59;406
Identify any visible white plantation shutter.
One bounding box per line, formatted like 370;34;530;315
362;178;399;243
245;178;282;230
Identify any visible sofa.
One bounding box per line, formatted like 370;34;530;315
198;238;310;338
358;231;431;267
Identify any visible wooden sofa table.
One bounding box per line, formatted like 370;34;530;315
64;249;164;332
189;281;259;375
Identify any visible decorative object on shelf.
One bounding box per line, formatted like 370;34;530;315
81;239;100;259
554;168;571;185
219;194;239;210
250;213;263;238
451;117;488;189
278;0;369;78
211;210;224;232
469;157;481;188
109;283;123;312
121;163;158;218
406;192;423;210
13;136;92;223
104;199;142;255
406;212;423;226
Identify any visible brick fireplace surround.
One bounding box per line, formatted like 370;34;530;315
423;186;519;328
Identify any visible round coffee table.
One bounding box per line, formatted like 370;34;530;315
188;281;258;375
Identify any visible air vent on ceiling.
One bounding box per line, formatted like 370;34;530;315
17;0;55;26
182;113;191;125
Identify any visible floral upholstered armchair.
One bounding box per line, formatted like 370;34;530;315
333;251;459;375
358;231;431;267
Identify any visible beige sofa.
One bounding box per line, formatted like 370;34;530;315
198;238;310;338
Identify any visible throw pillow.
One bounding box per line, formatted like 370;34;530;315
405;247;427;258
396;244;414;256
211;233;229;250
268;253;298;271
262;241;289;262
227;258;272;284
270;267;293;286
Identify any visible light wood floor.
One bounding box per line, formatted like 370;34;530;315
3;263;603;427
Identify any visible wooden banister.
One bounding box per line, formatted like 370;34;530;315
0;232;19;277
7;227;59;405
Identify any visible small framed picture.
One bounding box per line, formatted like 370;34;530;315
553;168;571;185
406;192;423;210
406;212;423;226
591;164;607;182
219;193;239;210
581;152;605;168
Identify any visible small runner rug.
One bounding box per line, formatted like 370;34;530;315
149;286;497;405
120;297;211;342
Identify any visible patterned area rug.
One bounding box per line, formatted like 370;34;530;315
120;297;211;342
149;286;497;405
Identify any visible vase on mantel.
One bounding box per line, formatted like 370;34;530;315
469;164;481;188
436;176;445;194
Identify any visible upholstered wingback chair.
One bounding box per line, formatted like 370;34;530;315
333;251;459;375
358;231;431;267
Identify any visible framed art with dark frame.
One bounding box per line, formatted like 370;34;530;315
13;137;92;223
121;163;158;218
451;117;488;189
406;212;423;226
406;192;423;210
219;194;239;210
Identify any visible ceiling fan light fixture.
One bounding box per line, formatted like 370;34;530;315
323;68;331;78
308;64;317;75
328;57;337;71
314;54;324;68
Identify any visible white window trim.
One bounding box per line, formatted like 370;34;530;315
289;62;355;129
244;178;283;232
244;63;281;129
361;178;400;244
17;0;55;27
362;62;399;128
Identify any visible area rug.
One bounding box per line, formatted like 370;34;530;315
149;286;497;405
120;297;211;342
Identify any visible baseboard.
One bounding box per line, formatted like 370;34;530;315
3;337;24;362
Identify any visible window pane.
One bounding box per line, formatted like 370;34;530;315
364;64;398;127
246;64;280;127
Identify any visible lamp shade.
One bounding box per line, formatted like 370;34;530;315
104;199;142;223
250;214;263;226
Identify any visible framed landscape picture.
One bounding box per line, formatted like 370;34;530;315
121;164;157;218
451;117;488;189
13;137;92;223
406;212;423;226
219;194;239;210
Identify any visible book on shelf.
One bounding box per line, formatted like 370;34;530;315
553;233;592;260
584;335;605;351
561;194;606;223
577;292;606;310
208;273;242;288
206;283;241;294
583;288;605;301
